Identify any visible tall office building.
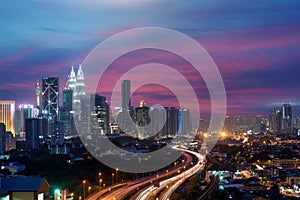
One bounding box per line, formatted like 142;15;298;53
135;100;150;139
159;107;178;137
282;102;292;130
167;107;178;136
91;94;110;135
269;109;282;133
0;123;6;154
122;80;131;111
60;88;73;136
178;108;191;135
50;121;64;146
25;118;40;150
149;107;163;137
42;77;59;123
0;100;15;135
17;104;38;137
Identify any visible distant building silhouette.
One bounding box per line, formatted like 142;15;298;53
0;100;15;135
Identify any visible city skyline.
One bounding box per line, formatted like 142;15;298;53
0;1;300;116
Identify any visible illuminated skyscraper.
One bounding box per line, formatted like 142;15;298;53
75;64;85;100
269;109;282;133
178;108;191;135
0;100;15;135
91;94;110;135
68;66;77;96
35;81;41;113
122;80;131;111
136;100;150;139
282;102;292;130
42;77;59;123
17;104;37;137
60;88;73;136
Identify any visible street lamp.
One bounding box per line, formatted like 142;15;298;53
88;186;91;195
82;180;86;200
112;173;115;185
99;179;103;191
115;168;119;184
98;172;102;188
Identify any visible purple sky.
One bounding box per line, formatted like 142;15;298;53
0;0;300;117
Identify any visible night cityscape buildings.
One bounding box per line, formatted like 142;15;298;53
0;65;299;199
0;1;300;199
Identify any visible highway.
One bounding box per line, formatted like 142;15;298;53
133;146;205;200
87;150;193;200
86;183;127;200
196;175;220;200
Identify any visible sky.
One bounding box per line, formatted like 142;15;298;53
0;0;300;117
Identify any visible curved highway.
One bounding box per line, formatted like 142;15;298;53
134;146;205;200
88;150;193;200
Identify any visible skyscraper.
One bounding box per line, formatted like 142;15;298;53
60;88;73;136
0;100;15;135
25;118;40;150
68;66;77;96
269;109;282;133
282;102;292;130
91;94;110;135
75;64;86;100
167;107;178;136
67;65;86;123
159;107;178;137
18;104;37;137
178;108;191;135
42;77;59;123
122;80;131;111
35;81;41;113
136;100;150;139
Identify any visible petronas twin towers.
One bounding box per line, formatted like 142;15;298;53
66;64;86;102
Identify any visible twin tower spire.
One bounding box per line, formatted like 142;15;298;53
66;64;86;100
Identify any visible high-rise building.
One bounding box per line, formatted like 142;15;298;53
68;66;77;96
17;104;38;137
122;80;131;111
178;108;191;135
0;123;6;154
149;107;163;137
25;118;40;150
50;121;64;146
282;102;292;130
42;77;59;123
167;107;178;136
75;64;86;100
136;100;150;139
159;107;179;137
91;94;110;135
25;117;48;150
60;88;73;136
67;65;86;124
269;109;282;133
35;81;41;113
0;100;15;135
